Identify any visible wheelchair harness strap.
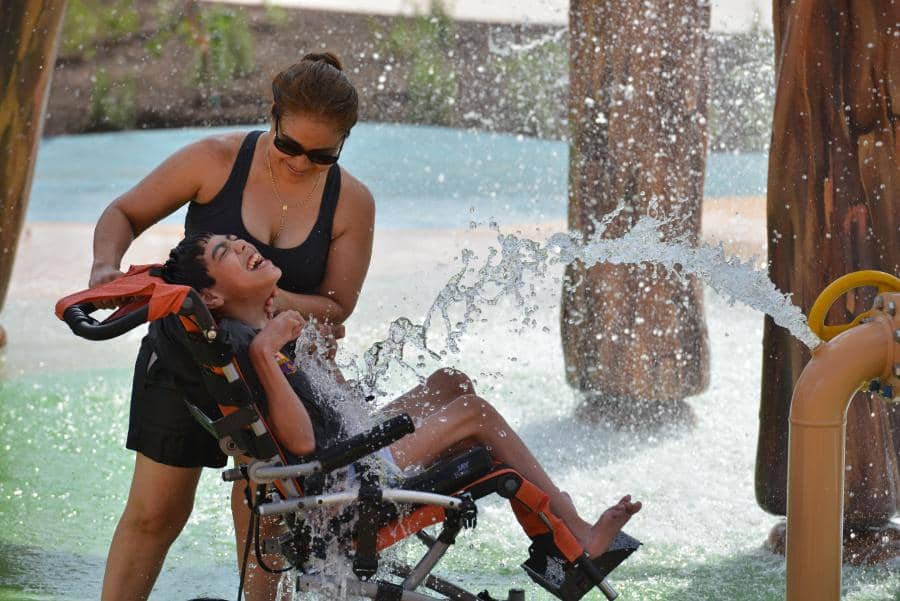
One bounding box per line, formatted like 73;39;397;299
354;477;383;579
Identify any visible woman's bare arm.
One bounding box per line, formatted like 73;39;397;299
89;136;234;287
272;290;347;324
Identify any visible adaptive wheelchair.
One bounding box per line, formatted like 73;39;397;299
57;265;640;601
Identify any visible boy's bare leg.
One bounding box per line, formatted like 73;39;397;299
102;453;201;601
382;368;474;420
389;394;641;557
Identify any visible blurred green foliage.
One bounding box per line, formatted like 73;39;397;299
87;70;137;130
150;2;255;95
60;0;139;59
374;1;458;124
62;0;254;107
59;0;773;151
262;0;290;29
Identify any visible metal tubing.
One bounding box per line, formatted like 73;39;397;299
402;540;451;590
786;302;899;601
576;555;619;600
249;460;323;482
297;574;443;601
258;490;360;515
258;488;463;516
382;490;463;509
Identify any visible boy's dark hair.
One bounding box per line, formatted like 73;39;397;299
155;232;215;291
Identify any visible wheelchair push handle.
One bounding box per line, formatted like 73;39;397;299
62;302;150;341
61;289;214;342
317;413;415;472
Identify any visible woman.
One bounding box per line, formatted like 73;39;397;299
89;53;469;600
160;232;642;561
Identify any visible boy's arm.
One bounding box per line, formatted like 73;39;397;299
248;313;316;457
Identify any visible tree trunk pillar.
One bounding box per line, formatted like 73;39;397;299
0;0;68;348
563;0;711;427
757;0;900;563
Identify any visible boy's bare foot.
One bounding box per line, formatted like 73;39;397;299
583;495;642;558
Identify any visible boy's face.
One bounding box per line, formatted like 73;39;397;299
203;235;281;305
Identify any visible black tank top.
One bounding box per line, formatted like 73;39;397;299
185;130;341;295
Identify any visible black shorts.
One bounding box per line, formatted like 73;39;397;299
126;337;227;468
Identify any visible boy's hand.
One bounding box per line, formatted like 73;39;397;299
252;311;305;355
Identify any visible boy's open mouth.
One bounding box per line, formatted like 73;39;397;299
247;253;267;271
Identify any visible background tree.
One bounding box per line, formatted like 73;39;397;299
563;0;711;426
757;0;900;562
0;0;68;348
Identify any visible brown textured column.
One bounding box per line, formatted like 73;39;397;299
562;0;711;427
757;0;900;563
0;0;68;347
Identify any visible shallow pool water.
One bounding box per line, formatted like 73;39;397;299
28;123;766;228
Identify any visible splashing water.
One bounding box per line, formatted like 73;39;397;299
294;322;375;436
267;210;824;596
549;215;821;349
488;26;566;57
350;211;819;396
357;318;441;398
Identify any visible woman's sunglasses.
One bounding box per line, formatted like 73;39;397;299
272;119;344;165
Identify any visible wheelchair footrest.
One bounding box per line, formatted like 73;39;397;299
521;532;640;601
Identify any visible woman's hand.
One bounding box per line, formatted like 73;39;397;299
315;322;339;361
329;323;346;340
251;310;305;356
89;262;125;288
294;319;341;361
88;263;129;309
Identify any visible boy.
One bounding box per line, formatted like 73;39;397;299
158;232;641;560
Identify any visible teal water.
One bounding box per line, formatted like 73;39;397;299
29;123;767;228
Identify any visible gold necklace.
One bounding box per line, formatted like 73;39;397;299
266;148;323;246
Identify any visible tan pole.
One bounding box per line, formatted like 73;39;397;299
786;294;900;601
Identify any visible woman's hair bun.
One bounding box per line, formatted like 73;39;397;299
272;51;357;133
302;52;343;71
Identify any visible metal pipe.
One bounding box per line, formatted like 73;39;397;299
249;460;323;482
297;574;443;601
258;488;463;516
402;540;451;590
786;296;899;601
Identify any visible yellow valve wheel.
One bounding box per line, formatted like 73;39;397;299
808;270;900;341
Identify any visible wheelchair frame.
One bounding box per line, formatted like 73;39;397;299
57;267;639;601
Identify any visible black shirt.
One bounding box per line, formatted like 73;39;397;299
185;130;342;295
146;315;347;453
